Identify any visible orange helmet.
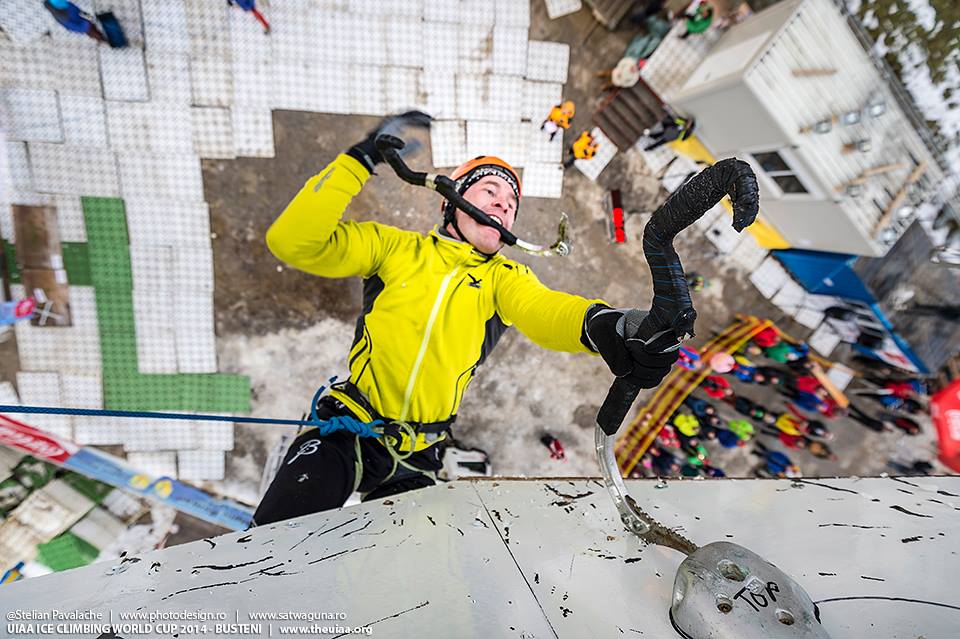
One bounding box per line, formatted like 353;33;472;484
560;101;575;117
442;156;522;222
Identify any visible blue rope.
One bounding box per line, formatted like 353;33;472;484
315;415;382;438
308;379;381;438
0;404;309;425
0;376;382;437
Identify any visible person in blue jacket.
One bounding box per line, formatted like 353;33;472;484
228;0;271;33
683;395;716;420
43;0;107;42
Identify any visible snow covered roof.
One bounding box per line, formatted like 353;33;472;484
672;0;947;254
742;0;944;248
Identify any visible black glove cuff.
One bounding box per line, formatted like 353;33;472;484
346;140;380;173
581;303;612;352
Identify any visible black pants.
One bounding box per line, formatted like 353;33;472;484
778;386;800;401
847;403;885;432
643;130;679;152
252;397;444;526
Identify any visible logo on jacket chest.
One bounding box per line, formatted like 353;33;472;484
467;274;482;289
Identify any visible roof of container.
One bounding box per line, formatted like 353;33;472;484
743;0;942;244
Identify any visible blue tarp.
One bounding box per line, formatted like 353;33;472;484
773;249;875;303
774;249;929;373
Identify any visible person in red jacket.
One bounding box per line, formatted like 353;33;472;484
881;413;922;436
794;375;821;394
658;423;681;448
752;326;780;349
702;375;733;399
882;380;925;401
540;433;566;461
818;395;845;419
783;402;834;439
760;426;807;450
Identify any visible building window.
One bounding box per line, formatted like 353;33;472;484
750;151;808;194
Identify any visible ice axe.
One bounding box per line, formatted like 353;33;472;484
596;158;760;435
375;134;570;257
594;156;760;553
592;161;829;638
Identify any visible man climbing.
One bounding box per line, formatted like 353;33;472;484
253;112;678;525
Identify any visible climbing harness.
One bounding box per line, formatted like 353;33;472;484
309;380;450;494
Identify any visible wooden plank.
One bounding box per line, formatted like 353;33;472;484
792;67;838;77
12;204;72;326
583;0;634;29
834;162;907;192
12;205;62;271
873;161;928;234
810;361;849;408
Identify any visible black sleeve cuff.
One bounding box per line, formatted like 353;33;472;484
580;303;610;352
346;141;378;173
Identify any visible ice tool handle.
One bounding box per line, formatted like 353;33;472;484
375;134;570;257
597;158;760;435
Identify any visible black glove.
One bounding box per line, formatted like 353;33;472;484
582;304;679;388
347;110;433;172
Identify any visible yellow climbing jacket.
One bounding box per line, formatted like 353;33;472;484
267;153;604;451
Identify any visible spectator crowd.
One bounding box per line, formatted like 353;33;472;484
633;324;931;480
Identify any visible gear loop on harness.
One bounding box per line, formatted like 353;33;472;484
314;414;384;438
307;380;441;492
307;381;383;438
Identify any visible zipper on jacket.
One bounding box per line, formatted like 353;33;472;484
400;266;460;421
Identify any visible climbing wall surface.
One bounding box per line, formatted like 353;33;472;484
4;477;958;638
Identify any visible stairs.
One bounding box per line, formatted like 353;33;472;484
592;78;668;152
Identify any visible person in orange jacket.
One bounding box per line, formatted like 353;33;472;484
564;130;599;167
540;101;575;141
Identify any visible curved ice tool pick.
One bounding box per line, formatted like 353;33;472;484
375;134;570;257
594;159;831;639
